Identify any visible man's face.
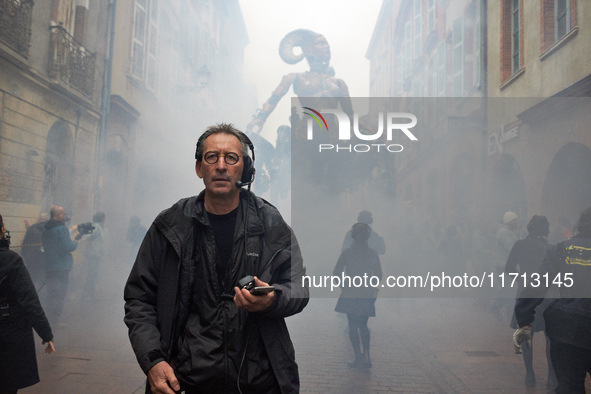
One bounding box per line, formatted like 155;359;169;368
55;207;66;222
195;133;244;199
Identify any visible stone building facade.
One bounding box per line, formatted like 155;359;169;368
486;0;591;232
0;0;109;241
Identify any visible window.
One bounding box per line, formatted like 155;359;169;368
555;0;570;40
500;0;523;84
540;0;577;53
146;0;159;91
403;21;412;79
131;0;159;91
414;0;422;58
452;17;463;96
428;0;435;32
473;0;481;88
436;41;446;97
131;1;147;79
511;0;519;74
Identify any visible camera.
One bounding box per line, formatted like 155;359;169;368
75;222;95;240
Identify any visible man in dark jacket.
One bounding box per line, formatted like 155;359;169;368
42;205;78;326
514;207;591;393
124;124;309;394
505;215;555;388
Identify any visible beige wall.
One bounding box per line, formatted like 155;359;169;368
488;1;591;97
0;0;107;244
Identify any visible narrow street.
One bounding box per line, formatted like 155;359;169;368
21;269;591;393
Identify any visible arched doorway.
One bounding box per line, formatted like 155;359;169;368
541;142;591;230
489;153;527;224
43;121;74;213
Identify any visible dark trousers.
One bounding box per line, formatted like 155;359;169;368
180;380;281;394
550;339;591;394
45;270;70;324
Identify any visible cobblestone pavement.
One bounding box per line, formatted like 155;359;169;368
20;283;591;393
291;298;564;393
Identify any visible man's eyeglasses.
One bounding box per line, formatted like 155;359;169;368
203;151;241;165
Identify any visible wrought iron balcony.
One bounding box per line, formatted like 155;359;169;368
49;25;96;98
0;0;33;58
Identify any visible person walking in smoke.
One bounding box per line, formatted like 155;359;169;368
341;210;386;256
513;207;591;393
0;213;55;393
334;222;383;369
492;211;520;321
505;215;556;388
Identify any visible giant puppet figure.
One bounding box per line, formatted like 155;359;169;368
246;29;354;134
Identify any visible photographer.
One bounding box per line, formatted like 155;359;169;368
41;206;78;327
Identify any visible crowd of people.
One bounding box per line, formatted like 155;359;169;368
0;206;147;392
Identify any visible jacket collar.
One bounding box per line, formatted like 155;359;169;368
190;190;264;235
154;190;265;255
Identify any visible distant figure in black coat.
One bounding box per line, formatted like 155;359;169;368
0;213;55;393
20;213;48;289
505;215;556;388
334;222;383;369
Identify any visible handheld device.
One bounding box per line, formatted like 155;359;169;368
250;286;275;296
238;275;274;295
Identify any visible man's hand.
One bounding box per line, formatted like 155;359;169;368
513;325;532;354
234;276;274;312
147;361;180;394
42;340;55;354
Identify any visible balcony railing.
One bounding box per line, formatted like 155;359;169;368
0;0;34;58
49;25;96;98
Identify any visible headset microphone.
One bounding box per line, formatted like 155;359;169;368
235;168;256;189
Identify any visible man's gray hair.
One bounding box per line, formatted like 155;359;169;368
195;123;250;161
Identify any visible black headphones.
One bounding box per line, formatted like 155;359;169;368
195;131;256;188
